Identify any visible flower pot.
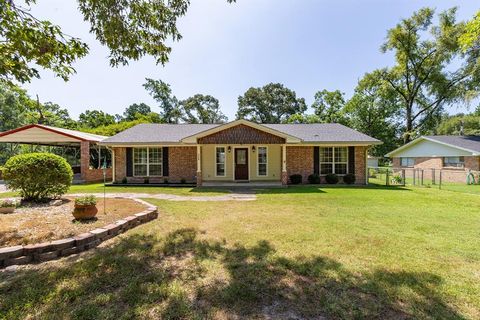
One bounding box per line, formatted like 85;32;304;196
73;204;98;220
0;207;15;214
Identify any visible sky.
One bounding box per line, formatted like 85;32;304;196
24;0;480;121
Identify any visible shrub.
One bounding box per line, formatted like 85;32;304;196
343;173;356;184
308;173;321;184
144;177;150;184
180;178;186;184
3;153;72;202
325;173;339;184
290;174;302;184
121;177;128;184
75;195;97;206
164;178;169;184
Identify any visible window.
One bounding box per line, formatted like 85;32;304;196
216;147;226;176
400;157;415;167
133;147;163;176
319;147;348;175
258;147;267;176
133;148;148;176
444;156;464;168
148;148;163;176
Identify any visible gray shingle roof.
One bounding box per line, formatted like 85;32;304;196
101;123;219;144
425;135;480;153
263;123;381;143
100;122;381;144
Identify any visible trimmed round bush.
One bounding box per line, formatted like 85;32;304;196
325;173;339;184
3;153;73;202
343;173;356;184
289;174;302;184
307;173;320;184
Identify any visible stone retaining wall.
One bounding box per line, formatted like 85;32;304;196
0;203;158;268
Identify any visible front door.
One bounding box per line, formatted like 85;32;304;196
234;148;249;180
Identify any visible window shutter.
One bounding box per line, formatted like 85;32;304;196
162;147;169;176
313;147;319;175
126;148;133;177
348;146;355;174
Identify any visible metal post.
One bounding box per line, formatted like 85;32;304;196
432;169;435;185
413;169;416;185
439;170;442;190
421;170;424;186
402;169;406;186
386;168;390;186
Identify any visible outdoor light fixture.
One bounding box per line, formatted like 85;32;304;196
227;146;231;153
252;146;256;153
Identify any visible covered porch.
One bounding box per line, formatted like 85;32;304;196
0;124;112;183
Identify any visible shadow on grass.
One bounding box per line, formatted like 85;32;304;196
0;229;464;319
257;184;411;195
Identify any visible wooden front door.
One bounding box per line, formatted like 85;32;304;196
234;148;249;180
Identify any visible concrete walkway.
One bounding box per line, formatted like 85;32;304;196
68;192;257;202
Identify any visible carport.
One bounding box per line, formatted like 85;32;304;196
0;124;112;183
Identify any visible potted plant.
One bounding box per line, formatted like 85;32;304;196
0;199;17;214
73;195;98;220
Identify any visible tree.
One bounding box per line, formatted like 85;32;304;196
344;74;401;157
143;78;183;124
123;103;152;121
284;114;322;124
78;110;116;128
459;11;480;51
236;83;307;123
25;101;77;129
373;8;479;143
180;94;227;124
311;89;349;125
437;114;480;135
1;0;235;84
0;83;31;131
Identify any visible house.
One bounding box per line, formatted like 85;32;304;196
0;124;112;183
386;135;480;183
100;119;381;186
367;156;380;168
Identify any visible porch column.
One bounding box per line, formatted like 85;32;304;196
196;145;202;187
281;144;288;185
80;141;90;182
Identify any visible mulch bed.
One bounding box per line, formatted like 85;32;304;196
0;198;148;247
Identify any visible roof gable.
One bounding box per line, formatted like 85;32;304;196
386;136;480;157
197;124;286;144
181;120;301;143
0;124;107;143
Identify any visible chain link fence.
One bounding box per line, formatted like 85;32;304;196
368;167;480;194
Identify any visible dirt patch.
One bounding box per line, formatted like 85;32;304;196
0;198;148;247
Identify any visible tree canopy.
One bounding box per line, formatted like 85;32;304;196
311;89;349;125
122;103;152;121
1;0;235;84
78;110;116;128
180;94;227;124
371;7;479;143
236;83;307;123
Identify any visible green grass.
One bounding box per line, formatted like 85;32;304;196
0;183;229;198
1;185;479;319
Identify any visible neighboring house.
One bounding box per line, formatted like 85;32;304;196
386;135;480;183
100;119;381;186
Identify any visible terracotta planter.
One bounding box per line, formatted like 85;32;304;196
0;207;15;214
73;204;98;220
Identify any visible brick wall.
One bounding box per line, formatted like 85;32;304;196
354;146;367;185
112;147;197;184
286;146;313;184
392;156;480;183
198;124;285;144
286;146;367;185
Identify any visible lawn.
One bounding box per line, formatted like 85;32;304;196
0;182;229;198
1;185;479;319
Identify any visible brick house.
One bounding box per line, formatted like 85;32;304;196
386;135;480;183
100;120;380;186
